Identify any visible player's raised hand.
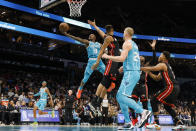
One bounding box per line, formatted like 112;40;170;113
148;40;156;50
88;19;96;27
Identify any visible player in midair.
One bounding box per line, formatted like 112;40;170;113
62;32;106;99
141;51;186;130
31;81;54;126
102;27;152;129
88;20;119;113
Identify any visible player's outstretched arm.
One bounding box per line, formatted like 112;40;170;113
91;36;112;70
88;20;106;39
46;88;54;107
141;63;167;72
102;41;131;62
34;92;40;96
63;32;89;47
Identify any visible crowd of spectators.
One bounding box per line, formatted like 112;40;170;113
0;67;195;126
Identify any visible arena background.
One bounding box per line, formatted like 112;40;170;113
0;0;195;130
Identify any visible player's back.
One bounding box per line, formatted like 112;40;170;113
123;40;140;71
161;62;178;86
40;87;48;100
86;41;101;58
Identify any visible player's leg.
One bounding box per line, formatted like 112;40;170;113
140;84;148;110
117;71;151;129
161;85;186;130
33;106;38;123
31;102;40;126
77;61;93;99
38;101;54;116
130;86;140;126
97;61;115;93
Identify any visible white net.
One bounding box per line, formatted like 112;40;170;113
67;0;87;17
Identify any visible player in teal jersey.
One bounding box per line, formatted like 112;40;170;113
62;32;105;99
102;27;152;130
31;81;54;126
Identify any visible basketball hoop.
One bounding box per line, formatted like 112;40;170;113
67;0;87;17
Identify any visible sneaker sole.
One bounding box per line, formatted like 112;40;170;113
138;111;152;128
118;127;134;130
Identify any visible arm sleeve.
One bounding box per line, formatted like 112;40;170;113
149;49;157;65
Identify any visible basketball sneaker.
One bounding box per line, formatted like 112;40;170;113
30;122;38;126
107;82;115;92
118;122;134;130
88;103;97;116
51;109;55;118
138;110;152;128
76;88;83;99
172;125;187;130
146;123;161;130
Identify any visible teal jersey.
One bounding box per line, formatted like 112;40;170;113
123;40;140;71
86;41;101;58
39;87;48;100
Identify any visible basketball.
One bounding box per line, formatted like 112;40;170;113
59;22;69;33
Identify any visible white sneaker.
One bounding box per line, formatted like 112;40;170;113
138;110;152;128
172;125;187;130
88;103;97;116
97;107;102;117
146;124;161;130
118;122;134;130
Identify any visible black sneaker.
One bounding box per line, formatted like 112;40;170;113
138;109;152;128
118;123;134;130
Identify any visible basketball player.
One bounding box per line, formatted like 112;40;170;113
31;81;54;126
62;32;105;99
141;51;186;130
88;20;120;114
130;40;156;126
102;27;152;129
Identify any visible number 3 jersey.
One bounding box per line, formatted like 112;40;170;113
86;41;101;58
123;40;140;71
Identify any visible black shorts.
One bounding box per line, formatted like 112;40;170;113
101;60;118;89
132;84;148;102
154;84;180;107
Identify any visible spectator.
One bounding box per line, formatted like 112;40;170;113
18;92;26;102
8;89;14;98
64;90;75;125
101;94;109;125
191;100;195;125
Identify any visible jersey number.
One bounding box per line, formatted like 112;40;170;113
94;49;98;54
133;52;140;62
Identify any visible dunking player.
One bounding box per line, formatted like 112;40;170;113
141;51;186;130
31;81;54;126
62;32;105;99
102;27;151;129
87;20;119;113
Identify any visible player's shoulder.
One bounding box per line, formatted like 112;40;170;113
104;35;114;41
